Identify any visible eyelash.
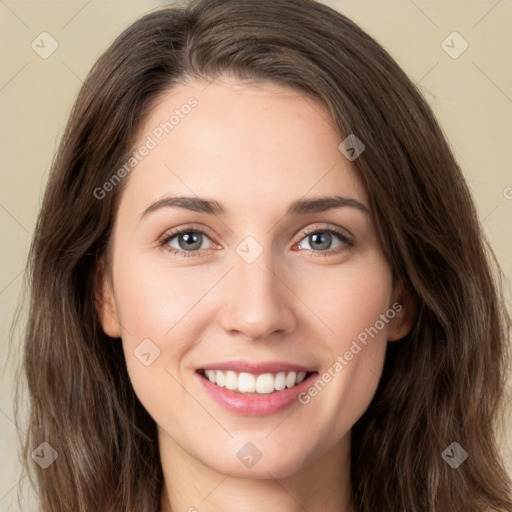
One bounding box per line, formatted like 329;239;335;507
158;225;354;258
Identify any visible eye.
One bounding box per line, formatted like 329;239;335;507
159;225;354;258
294;226;354;256
160;226;217;257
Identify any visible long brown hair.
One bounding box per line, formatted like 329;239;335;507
13;0;511;510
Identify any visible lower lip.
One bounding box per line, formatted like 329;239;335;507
196;371;318;416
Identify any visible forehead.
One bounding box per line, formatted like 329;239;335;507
121;77;367;215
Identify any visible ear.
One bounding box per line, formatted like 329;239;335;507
387;280;416;342
93;260;122;338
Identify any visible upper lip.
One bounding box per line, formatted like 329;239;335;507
198;360;316;374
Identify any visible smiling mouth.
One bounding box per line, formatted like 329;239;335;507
197;369;317;395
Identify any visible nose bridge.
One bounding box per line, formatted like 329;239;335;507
219;237;296;340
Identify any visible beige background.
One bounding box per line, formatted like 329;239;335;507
1;0;511;509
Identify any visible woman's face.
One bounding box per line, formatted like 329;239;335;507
98;77;411;478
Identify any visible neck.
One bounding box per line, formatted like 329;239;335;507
159;429;354;512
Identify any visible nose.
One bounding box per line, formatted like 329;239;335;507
218;251;297;342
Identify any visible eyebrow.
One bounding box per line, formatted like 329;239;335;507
141;194;370;219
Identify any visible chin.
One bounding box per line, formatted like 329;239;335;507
203;439;314;480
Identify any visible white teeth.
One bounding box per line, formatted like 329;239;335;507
274;372;286;391
202;369;310;394
225;370;238;390
215;370;225;387
256;373;275;394
285;371;297;388
238;372;256;393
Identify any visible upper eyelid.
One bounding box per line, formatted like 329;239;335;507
160;223;217;243
298;223;353;240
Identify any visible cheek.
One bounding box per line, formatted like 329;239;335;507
114;276;203;442
112;253;221;414
113;249;217;347
297;255;393;430
301;255;393;346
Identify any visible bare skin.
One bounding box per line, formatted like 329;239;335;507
96;77;414;512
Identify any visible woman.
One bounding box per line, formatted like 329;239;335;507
16;0;512;510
